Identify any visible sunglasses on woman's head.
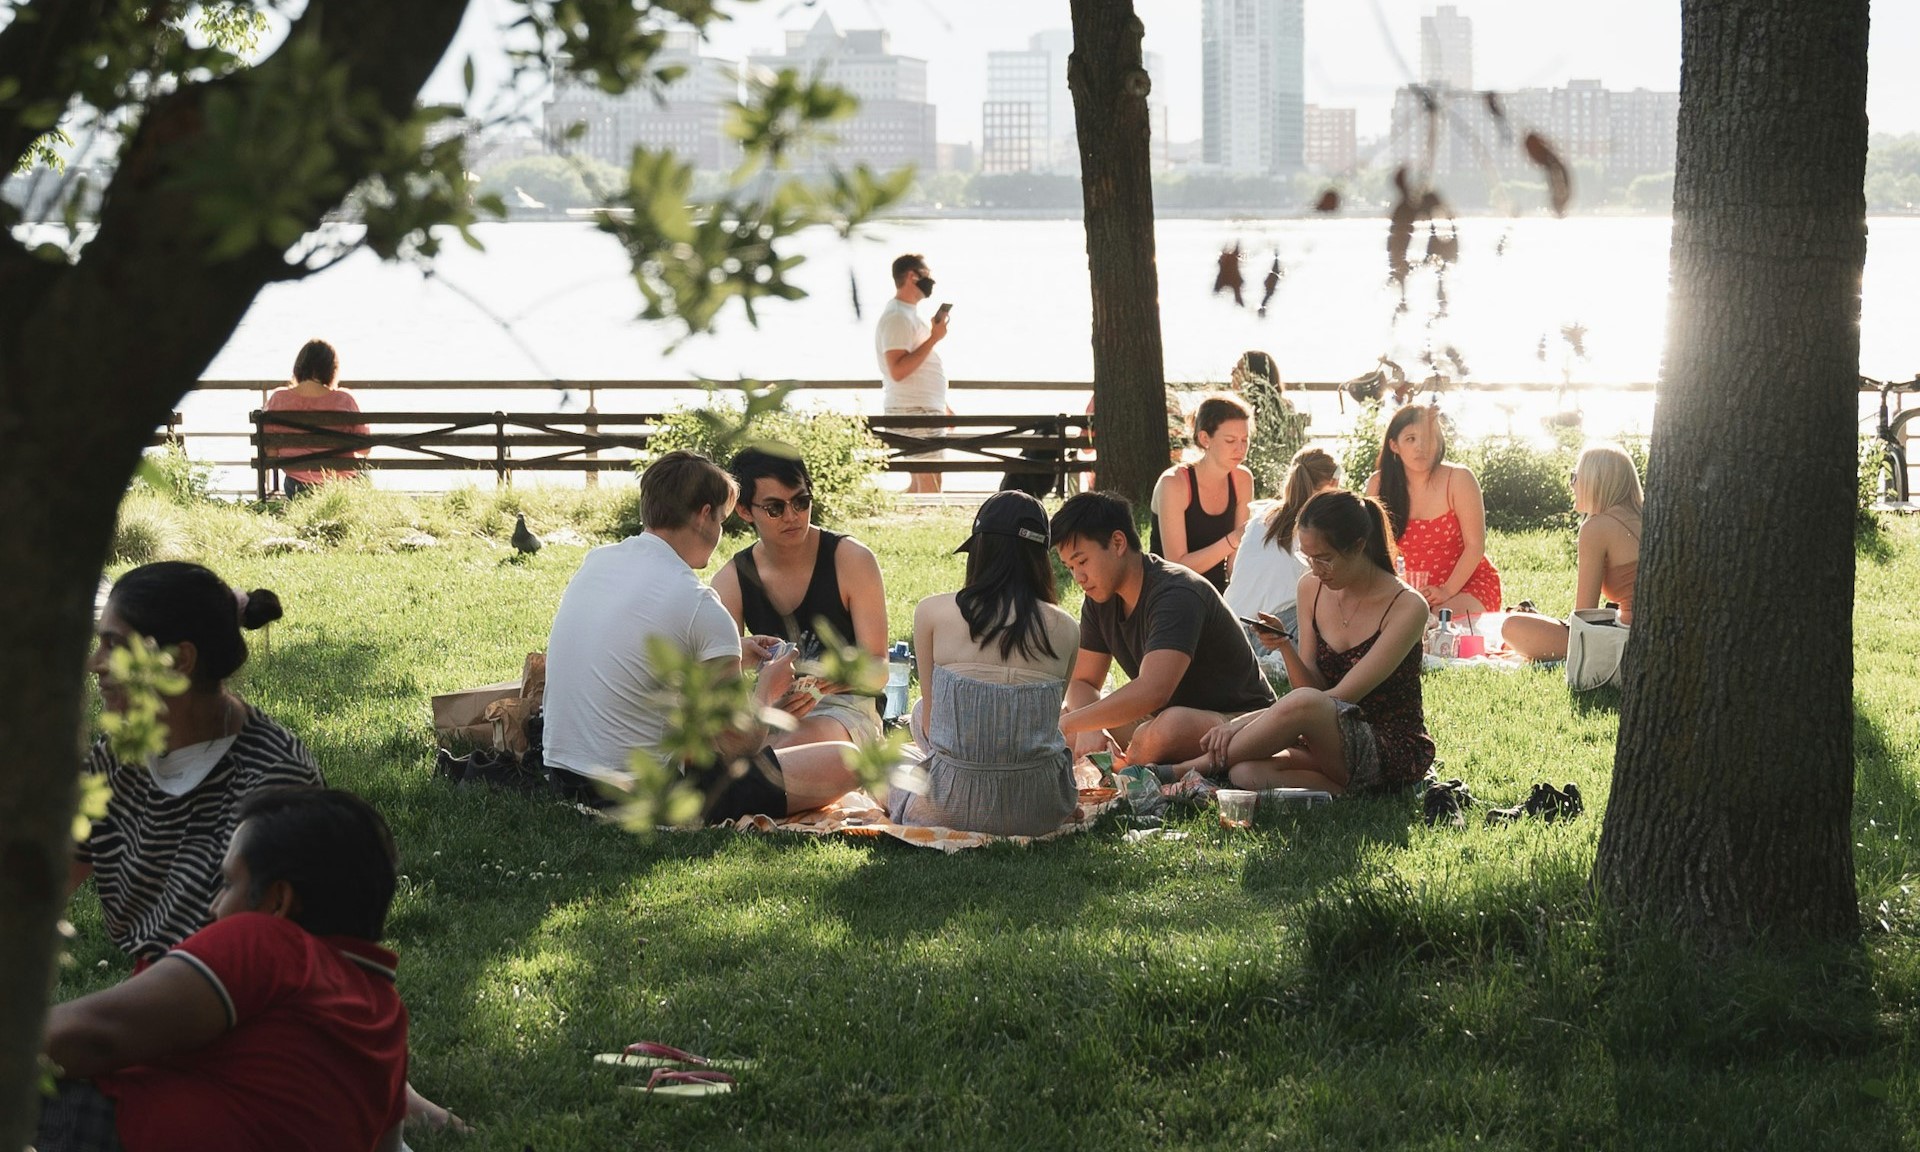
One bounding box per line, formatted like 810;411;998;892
754;491;813;519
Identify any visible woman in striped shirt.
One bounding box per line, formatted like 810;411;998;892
75;562;323;962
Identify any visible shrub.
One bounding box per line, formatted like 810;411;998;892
1468;438;1577;533
133;443;213;505
112;495;187;563
647;397;891;524
1240;374;1310;498
1338;400;1385;491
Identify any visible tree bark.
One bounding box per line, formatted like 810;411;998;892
1067;2;1168;508
1592;0;1868;950
0;2;470;1144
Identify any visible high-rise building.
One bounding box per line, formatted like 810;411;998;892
982;30;1088;174
1420;6;1474;93
981;101;1039;174
1388;78;1676;187
544;32;743;170
747;14;937;171
1201;0;1305;175
1304;105;1357;174
984;45;1052;172
1607;88;1678;179
1031;29;1079;170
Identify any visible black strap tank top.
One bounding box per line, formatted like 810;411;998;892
733;529;858;660
1149;466;1240;593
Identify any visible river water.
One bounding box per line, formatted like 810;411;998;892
180;215;1920;489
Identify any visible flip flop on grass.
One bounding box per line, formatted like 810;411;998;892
593;1041;757;1071
627;1068;736;1099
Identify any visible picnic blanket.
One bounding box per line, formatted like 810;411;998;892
723;759;1122;853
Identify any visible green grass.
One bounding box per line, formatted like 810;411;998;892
62;501;1920;1151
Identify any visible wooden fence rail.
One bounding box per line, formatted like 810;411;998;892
250;409;1096;497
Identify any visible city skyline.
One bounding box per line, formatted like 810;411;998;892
430;0;1920;146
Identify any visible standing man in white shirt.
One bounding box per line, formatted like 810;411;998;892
874;253;952;494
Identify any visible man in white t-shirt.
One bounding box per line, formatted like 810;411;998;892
873;252;951;494
542;450;861;822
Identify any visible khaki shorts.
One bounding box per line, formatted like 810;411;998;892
808;692;884;746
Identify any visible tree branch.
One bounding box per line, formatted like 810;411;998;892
19;0;472;443
0;0;111;173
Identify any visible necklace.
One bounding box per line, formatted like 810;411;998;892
1334;588;1362;628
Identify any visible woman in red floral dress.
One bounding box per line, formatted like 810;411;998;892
1363;403;1501;619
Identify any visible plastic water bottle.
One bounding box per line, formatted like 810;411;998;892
884;641;912;719
1431;608;1458;660
1395;554;1407;583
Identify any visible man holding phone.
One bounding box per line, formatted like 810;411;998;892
875;253;952;494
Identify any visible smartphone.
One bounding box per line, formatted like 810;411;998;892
934;302;953;322
1239;616;1283;636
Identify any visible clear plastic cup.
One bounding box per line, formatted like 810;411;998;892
1218;789;1257;829
1407;570;1430;592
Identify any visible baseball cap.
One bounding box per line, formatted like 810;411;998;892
954;490;1050;553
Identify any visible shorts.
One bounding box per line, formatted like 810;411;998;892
808;693;884;746
37;1080;125;1152
885;404;949;462
690;746;789;824
1330;697;1385;793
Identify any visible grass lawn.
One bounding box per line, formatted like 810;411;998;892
62;500;1920;1151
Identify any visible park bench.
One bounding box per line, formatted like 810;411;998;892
250;408;1096;498
862;413;1095;496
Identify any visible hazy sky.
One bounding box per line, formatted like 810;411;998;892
436;0;1920;145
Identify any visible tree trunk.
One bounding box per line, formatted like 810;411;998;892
0;3;471;1143
1067;1;1168;509
1592;0;1868;949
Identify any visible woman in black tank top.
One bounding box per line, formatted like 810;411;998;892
1149;393;1254;593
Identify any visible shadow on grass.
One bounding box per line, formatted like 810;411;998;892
1569;684;1621;718
1238;790;1416;898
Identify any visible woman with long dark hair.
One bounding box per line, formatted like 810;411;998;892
890;492;1080;835
1171;490;1434;794
1364;403;1502;618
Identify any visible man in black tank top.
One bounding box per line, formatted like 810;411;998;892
710;447;892;749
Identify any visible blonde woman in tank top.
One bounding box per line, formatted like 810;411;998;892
1502;443;1643;660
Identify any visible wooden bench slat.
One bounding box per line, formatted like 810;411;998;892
249;409;1103;497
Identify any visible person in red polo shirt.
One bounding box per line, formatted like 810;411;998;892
38;787;408;1152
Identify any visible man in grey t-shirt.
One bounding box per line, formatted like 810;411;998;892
1051;492;1275;765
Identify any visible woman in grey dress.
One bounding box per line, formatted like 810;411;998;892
890;492;1080;836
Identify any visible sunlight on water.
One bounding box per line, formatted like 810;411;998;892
144;214;1920;485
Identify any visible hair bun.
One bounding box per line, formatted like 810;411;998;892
240;589;283;630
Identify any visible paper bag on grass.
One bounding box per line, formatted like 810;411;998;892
432;680;519;751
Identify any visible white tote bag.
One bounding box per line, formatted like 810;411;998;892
1566;608;1629;691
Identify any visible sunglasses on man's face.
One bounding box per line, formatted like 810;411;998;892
753;491;813;519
